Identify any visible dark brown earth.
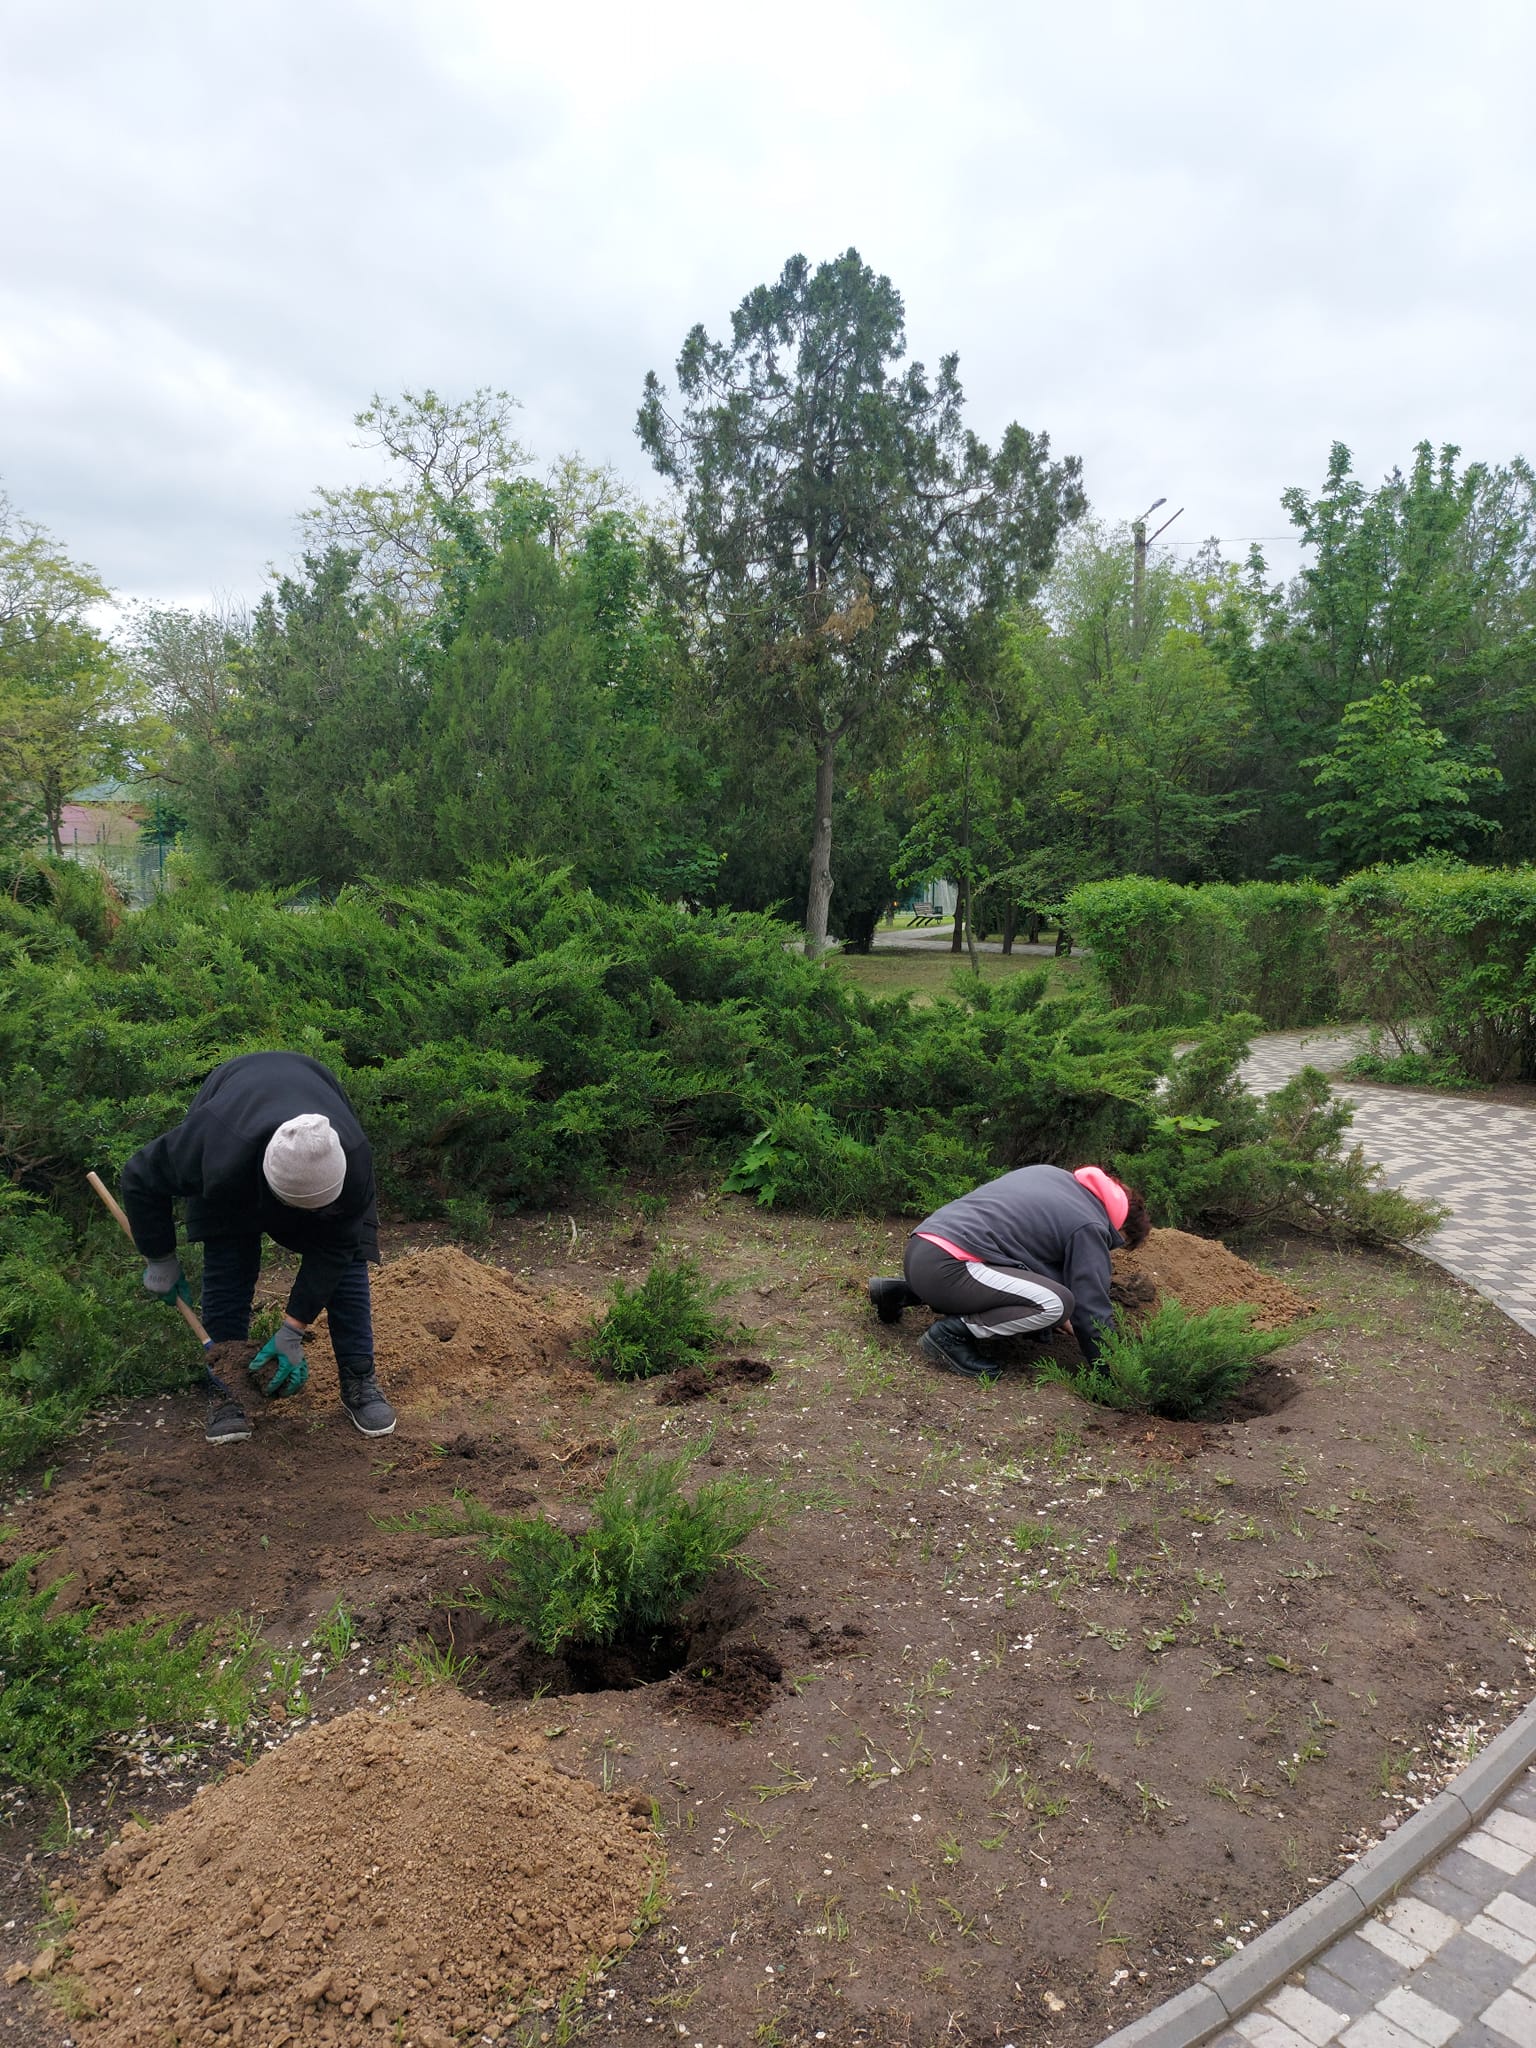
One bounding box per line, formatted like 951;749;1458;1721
3;1198;1535;2048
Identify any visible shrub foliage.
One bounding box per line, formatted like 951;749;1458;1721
0;1556;256;1786
0;858;1440;1468
1042;1300;1289;1420
584;1254;735;1380
1065;877;1337;1029
415;1443;770;1654
1327;860;1536;1083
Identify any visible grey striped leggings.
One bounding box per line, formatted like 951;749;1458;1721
903;1233;1075;1340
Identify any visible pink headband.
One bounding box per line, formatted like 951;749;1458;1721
1073;1165;1129;1232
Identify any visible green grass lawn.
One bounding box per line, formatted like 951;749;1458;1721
832;948;1086;1002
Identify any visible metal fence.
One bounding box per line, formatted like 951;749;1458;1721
58;830;169;907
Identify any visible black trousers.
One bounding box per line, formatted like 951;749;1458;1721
904;1234;1075;1340
200;1236;375;1366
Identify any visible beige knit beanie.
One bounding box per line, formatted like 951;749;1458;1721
262;1114;346;1209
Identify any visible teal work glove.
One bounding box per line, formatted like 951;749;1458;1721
250;1322;309;1399
143;1256;193;1306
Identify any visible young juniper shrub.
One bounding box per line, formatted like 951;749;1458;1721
411;1441;771;1655
1041;1299;1289;1421
582;1253;736;1380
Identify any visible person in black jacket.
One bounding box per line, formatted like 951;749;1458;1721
121;1051;396;1445
866;1164;1150;1378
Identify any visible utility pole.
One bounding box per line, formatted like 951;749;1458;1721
1131;497;1183;662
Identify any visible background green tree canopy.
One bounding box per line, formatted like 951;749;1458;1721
637;248;1085;947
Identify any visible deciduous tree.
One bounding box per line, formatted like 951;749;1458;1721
1302;674;1501;871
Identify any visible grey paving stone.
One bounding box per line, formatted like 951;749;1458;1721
1237;1035;1536;1336
1407;1957;1502;2022
1406;1868;1488;1924
1094;1981;1229;2048
1344;1794;1473;1911
1504;1774;1536;1823
1505;1862;1536;1910
1452;1705;1536;1821
1297;1965;1374;2021
1432;1845;1512;1904
1206;1885;1365;2016
1449;2023;1530;2048
1480;1986;1536;2043
1437;1928;1530;1998
1313;1935;1410;2001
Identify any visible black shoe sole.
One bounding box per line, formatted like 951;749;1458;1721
918;1330;997;1379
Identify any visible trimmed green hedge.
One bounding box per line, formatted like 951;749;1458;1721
1328;861;1536;1083
1064;878;1337;1029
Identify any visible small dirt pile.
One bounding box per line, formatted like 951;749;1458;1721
60;1690;655;2047
1111;1226;1311;1330
304;1247;592;1408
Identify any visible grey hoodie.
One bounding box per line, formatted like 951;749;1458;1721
914;1164;1123;1360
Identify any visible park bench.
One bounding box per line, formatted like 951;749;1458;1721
908;903;946;927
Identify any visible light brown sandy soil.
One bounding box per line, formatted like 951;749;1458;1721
56;1691;654;2047
1113;1227;1313;1329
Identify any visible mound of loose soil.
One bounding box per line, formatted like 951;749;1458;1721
63;1689;655;2046
668;1643;784;1727
304;1246;592;1409
1111;1225;1312;1329
654;1356;774;1405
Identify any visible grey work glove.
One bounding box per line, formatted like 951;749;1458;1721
249;1322;309;1399
143;1256;193;1306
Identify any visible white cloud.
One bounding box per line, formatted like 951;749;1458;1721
1;0;1532;604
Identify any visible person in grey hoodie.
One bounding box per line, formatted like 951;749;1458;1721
866;1164;1150;1377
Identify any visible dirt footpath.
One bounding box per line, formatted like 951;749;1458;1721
3;1198;1534;2048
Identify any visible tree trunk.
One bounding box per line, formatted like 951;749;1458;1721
804;730;837;952
1002;899;1017;955
44;779;64;858
963;876;980;976
949;898;964;952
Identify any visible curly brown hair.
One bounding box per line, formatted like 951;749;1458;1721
1120;1185;1151;1250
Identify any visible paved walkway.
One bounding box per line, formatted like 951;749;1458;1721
1103;1034;1536;2047
1238;1029;1536;1339
1202;1767;1536;2048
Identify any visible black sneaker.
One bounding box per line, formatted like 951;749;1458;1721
867;1277;920;1325
340;1372;397;1437
205;1391;253;1444
919;1317;1003;1380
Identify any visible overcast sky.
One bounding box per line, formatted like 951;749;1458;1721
3;0;1533;609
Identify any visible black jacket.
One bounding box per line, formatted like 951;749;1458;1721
121;1052;379;1326
915;1164;1123;1361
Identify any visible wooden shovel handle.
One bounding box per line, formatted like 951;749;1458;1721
87;1170;212;1348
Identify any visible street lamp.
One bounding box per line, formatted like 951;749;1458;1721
1131;497;1182;650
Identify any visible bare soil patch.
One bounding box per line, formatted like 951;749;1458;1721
4;1200;1535;2048
58;1689;653;2047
